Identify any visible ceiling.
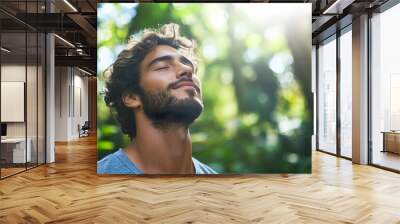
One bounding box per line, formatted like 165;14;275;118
308;0;389;43
0;0;96;74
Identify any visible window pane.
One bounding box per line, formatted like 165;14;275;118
340;29;352;158
318;37;337;154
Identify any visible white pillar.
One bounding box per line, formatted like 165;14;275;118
46;33;55;163
352;14;369;164
46;1;55;163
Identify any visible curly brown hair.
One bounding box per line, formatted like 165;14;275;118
103;23;197;140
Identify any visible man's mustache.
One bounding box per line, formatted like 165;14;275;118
168;77;200;93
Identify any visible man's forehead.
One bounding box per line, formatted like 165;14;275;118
145;45;182;61
141;45;195;69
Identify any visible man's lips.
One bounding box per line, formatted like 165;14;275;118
172;81;200;93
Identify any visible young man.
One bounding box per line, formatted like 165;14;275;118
98;23;217;174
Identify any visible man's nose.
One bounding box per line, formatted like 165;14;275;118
176;61;193;79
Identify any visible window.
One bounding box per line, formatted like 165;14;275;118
370;3;400;171
317;36;337;154
339;28;352;158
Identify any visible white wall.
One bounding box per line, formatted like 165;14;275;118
72;73;89;138
54;67;89;141
55;67;68;141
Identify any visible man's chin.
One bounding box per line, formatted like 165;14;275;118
167;98;203;124
141;89;203;126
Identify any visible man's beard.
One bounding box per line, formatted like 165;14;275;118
139;87;203;128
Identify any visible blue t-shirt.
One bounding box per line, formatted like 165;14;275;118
97;148;217;174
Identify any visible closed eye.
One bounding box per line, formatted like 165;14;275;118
155;66;169;71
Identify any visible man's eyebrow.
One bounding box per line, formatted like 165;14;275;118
147;55;194;70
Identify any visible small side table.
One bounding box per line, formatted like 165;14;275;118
381;131;400;154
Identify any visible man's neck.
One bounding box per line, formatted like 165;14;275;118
124;112;194;174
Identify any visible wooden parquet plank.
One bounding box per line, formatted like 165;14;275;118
0;134;400;223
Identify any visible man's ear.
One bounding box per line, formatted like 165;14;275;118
122;92;142;109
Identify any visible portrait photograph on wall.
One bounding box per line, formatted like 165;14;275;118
97;3;312;174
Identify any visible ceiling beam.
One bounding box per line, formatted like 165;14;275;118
55;55;96;72
312;15;335;33
323;0;356;14
66;13;96;46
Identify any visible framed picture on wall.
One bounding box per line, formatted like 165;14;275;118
97;3;312;174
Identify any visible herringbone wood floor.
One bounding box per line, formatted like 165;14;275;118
1;135;400;223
